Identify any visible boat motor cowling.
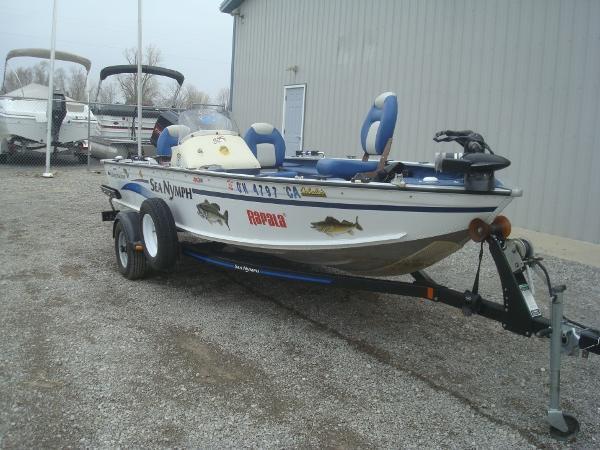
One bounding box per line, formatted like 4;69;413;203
433;130;510;191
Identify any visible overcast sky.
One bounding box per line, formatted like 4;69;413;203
0;0;233;98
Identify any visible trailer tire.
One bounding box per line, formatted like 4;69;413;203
139;198;178;271
114;218;148;279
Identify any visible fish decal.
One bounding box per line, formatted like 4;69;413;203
311;216;363;236
197;200;230;229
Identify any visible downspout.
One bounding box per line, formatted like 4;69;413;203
228;14;236;111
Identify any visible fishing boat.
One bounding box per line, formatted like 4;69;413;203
100;94;600;439
89;65;184;159
0;48;97;162
101;93;518;275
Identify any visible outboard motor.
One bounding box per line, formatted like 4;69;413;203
151;110;180;147
433;130;510;191
51;92;67;144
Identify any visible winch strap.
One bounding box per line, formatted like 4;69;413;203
472;241;485;295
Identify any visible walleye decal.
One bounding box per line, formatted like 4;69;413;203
311;216;363;236
197;199;230;229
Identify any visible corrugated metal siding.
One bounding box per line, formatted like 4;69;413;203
230;0;600;243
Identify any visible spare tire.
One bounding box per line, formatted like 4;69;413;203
139;198;178;270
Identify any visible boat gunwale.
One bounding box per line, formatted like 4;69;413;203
102;160;518;197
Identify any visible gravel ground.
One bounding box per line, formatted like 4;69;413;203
0;163;599;448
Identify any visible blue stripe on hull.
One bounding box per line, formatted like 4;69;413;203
190;188;497;213
121;182;152;198
119;182;497;213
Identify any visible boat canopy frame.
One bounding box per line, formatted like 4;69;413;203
94;64;185;105
2;48;92;93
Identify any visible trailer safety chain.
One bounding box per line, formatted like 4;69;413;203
472;241;485;295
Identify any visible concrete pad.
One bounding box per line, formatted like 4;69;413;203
512;227;600;269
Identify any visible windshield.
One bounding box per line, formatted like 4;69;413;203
178;106;238;135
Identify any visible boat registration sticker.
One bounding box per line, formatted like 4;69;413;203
227;180;302;199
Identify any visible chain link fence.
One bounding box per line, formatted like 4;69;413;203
87;101;182;161
0;94;92;167
0;93;188;172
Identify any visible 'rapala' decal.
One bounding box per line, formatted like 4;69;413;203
311;216;362;236
197;200;229;229
247;210;287;228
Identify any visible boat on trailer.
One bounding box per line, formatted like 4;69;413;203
101;96;518;276
0;49;98;162
89;64;184;159
100;93;600;439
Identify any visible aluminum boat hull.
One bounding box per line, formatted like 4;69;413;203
103;160;517;275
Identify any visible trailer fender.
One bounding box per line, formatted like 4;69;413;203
112;210;142;242
139;198;179;271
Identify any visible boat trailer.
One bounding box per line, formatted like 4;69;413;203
180;233;599;439
102;200;599;439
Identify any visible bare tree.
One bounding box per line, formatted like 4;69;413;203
95;80;118;104
2;62;88;100
215;87;230;109
32;61;49;85
2;66;33;93
174;84;211;109
116;44;162;105
66;67;88;101
53;67;67;93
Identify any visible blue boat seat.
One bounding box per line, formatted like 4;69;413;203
316;92;398;179
156;125;191;159
244;123;297;178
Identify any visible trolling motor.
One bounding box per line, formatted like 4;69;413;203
433;130;511;191
467;216;600;440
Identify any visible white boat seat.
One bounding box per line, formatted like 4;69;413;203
244;122;297;177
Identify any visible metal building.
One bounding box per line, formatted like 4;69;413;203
220;0;600;243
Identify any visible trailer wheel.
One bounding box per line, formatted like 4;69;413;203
549;413;580;441
139;198;178;270
114;220;148;279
